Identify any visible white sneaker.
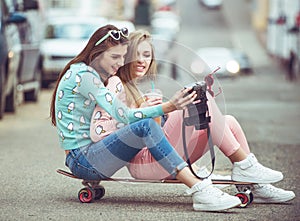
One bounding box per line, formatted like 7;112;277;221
191;179;241;211
232;153;283;183
251;184;295;203
184;167;231;196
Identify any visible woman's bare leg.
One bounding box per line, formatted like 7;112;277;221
227;147;248;163
176;167;200;188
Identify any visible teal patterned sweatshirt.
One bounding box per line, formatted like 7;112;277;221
55;62;163;150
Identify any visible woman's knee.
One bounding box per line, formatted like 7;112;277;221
131;118;159;137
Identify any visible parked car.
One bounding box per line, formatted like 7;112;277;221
15;0;42;102
40;16;108;88
0;0;23;119
0;0;42;119
190;47;253;77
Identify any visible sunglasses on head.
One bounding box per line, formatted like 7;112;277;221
95;27;129;46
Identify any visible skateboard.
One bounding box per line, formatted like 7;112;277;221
56;169;254;207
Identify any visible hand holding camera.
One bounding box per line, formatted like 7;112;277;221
169;88;197;110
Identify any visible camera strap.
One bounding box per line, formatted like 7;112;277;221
182;110;215;179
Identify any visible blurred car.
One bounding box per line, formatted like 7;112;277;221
40;16;108;87
0;0;42;119
199;0;223;9
16;9;42;102
190;47;253;77
150;11;180;69
0;0;22;119
151;11;180;43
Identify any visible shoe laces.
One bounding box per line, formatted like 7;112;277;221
252;162;273;174
254;184;280;195
201;184;226;196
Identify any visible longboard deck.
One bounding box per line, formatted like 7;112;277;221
56;169;254;185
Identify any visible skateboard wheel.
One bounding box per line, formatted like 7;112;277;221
78;187;95;203
235;185;254;204
94;185;105;200
235;192;250;208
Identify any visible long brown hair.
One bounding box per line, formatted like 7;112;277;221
117;30;157;107
50;24;128;126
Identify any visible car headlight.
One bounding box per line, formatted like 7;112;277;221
190;59;205;74
226;60;240;74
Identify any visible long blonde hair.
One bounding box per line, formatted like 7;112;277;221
117;30;157;107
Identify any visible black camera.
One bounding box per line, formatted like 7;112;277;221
184;81;211;130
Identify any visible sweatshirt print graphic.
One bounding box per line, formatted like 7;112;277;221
55;62;163;150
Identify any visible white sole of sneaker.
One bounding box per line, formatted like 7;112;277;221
253;193;296;204
193;199;241;211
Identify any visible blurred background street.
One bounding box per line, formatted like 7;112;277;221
0;0;299;220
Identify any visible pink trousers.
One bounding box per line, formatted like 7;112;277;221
127;94;251;179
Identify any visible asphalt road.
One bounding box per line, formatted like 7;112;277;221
0;0;299;220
